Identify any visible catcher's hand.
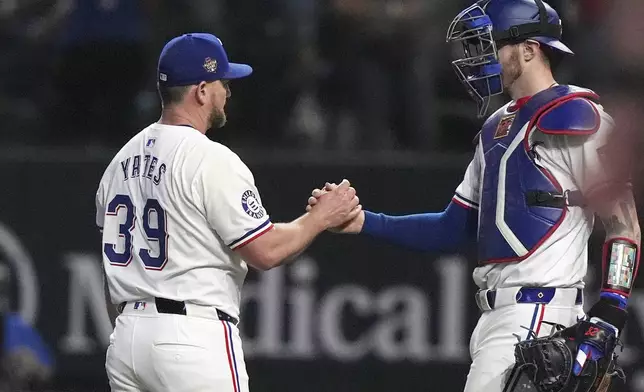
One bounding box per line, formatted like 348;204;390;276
570;318;619;377
505;318;624;392
306;182;365;234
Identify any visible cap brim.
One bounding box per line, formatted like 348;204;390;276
531;37;574;55
223;63;253;79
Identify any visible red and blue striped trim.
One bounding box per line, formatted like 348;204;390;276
525;304;546;340
228;219;273;250
222;320;241;392
452;192;479;210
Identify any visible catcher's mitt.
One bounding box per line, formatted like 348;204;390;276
502;319;624;392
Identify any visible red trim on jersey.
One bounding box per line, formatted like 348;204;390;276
222;321;239;392
453;192;479;210
231;223;274;250
452;197;473;210
508;96;532;112
535;305;546;336
480;92;599;265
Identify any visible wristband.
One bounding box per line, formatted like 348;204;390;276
602;238;638;297
588;299;628;332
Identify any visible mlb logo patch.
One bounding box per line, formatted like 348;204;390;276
146;138;156;148
494;114;516;139
134;301;147;310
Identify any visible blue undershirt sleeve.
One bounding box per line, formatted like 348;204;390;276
360;201;478;253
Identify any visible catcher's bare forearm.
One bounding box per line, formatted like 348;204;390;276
598;192;640;241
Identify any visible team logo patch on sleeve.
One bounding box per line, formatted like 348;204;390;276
241;190;265;219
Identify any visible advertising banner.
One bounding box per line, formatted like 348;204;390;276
0;154;642;392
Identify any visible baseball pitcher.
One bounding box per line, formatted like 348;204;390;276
96;33;361;392
308;1;640;391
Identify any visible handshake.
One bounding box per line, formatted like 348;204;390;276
304;179;365;234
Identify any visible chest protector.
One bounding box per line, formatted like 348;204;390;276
477;85;600;264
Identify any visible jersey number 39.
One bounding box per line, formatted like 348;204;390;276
104;194;168;270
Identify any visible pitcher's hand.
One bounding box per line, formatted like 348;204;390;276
307;182;365;233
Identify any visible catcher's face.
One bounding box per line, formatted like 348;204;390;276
498;44;523;91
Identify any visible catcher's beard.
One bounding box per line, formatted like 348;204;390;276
501;46;523;90
208;105;227;129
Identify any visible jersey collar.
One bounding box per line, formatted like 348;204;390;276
508;83;559;113
508;96;532;112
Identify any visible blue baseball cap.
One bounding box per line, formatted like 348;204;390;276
157;33;252;87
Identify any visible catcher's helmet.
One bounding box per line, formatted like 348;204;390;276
446;0;572;117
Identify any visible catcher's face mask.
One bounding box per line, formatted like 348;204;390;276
445;0;502;118
446;0;569;118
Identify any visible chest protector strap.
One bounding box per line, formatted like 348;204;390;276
525;189;585;208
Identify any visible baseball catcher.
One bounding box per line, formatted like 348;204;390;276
306;1;640;392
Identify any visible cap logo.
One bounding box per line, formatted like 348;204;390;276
159;73;167;81
203;57;218;73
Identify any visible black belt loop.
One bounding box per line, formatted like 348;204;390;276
216;309;238;325
155;297;187;315
486;290;497;309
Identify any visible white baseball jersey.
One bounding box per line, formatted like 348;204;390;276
452;96;615;291
96;123;273;319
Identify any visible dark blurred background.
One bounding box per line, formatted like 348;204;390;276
0;0;643;391
0;0;613;151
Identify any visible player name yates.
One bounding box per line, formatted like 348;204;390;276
120;154;167;185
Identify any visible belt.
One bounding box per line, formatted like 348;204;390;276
118;297;239;325
475;287;583;311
